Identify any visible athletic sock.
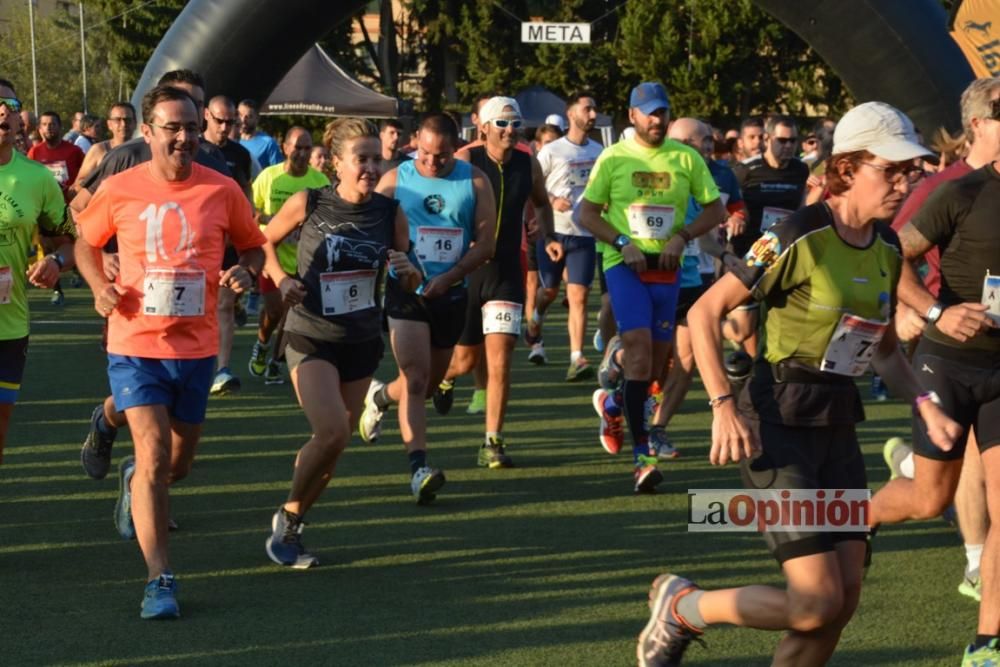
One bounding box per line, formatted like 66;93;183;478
623;379;651;463
674;588;707;631
95;410;117;437
374;384;392;410
408;449;427;474
899;452;915;479
966;543;984;573
485;431;500;446
974;635;1000;650
603;389;622;417
570;350;582;363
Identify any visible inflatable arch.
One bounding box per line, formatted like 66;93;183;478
135;0;974;134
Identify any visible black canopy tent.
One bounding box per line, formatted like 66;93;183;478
261;44;400;118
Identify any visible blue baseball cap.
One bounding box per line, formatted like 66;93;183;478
629;82;670;115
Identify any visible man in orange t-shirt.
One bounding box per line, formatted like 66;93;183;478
74;85;265;620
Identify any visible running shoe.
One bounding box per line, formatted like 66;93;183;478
634;454;664;493
209;367;241;396
140;571;180;620
959;568;982;602
566;357;595;382
637;573;705;667
50;289;65;306
962;640;1000;666
592;389;624;455
359;378;386;444
411;465;446;505
248;340;268;377
593;329;605;353
264;359;284;385
882;437;911;481
478;435;513;469
114;456;136;540
467;389;486;415
649;426;679;460
528;341;547;365
81;404;116;480
598;335;623;390
265;508;318;569
433;379;455;415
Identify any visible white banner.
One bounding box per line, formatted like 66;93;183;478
521;22;591;44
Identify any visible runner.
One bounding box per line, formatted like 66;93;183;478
580;82;725;492
247;126;330;385
526;92;604;380
438;96;556;468
74;85;265;618
637;102;959;666
357;114;495;500
867;89;1000;663
0;81;75;464
261;117;419;565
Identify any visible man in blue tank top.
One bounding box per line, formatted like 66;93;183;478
359;114;497;502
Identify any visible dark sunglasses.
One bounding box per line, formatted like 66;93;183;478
209;113;237;126
772;136;798;144
0;97;22;113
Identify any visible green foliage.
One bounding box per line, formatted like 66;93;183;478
90;0;188;91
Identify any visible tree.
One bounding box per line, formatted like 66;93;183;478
90;0;187;94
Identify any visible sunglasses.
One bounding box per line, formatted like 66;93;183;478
491;118;522;129
108;116;134;124
861;162;924;185
209;113;237;126
0;97;22;113
772;136;798;144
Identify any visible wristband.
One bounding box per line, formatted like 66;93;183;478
46;253;64;269
708;393;734;408
676;228;693;243
914;390;941;410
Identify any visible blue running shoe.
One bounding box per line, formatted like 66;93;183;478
115;456;136;540
141;571;180;620
266;508;319;568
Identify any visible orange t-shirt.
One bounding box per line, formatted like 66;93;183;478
77;163;266;359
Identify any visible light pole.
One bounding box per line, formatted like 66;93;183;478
80;2;88;113
27;0;39;112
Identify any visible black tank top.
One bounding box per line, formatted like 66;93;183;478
283;185;397;342
467;145;533;265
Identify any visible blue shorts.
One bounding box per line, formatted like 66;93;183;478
108;355;216;424
537;234;597;288
605;263;680;342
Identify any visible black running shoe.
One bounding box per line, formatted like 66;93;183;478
433;379;454;415
81;404;117;480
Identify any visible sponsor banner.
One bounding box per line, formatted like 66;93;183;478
687;488;870;533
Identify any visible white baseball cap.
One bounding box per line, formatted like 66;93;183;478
544;114;567;131
832;101;931;161
479;96;521;124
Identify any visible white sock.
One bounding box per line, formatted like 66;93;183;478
570;350;582;363
966;543;984;573
899;452;915;479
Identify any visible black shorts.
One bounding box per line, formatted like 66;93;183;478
222;244;239;270
911;337;1000;461
740;417;868;564
385;277;468;349
0;336;29;403
282;332;384;383
597;252;607;295
675;284;707;322
459;261;525;346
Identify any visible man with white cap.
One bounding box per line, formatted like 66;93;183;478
868;85;1000;663
636;101;960;666
579;82;725;493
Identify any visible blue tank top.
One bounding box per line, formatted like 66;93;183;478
395;159;476;284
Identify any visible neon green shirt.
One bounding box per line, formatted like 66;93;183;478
252;163;330;274
0;151;72;340
582;137;719;271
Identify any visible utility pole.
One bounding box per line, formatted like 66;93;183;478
27;0;39;112
80;2;88;113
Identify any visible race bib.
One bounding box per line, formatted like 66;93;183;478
0;266;11;304
45;161;69;186
415;226;463;265
320;269;376;316
627;204;675;240
481;300;523;335
143;268;205;317
982;273;1000;324
567;159;596;188
820;313;888;377
761;206;793;231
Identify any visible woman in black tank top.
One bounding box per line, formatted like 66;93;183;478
257;118;419;568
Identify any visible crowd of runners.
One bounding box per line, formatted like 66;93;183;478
3;67;1000;666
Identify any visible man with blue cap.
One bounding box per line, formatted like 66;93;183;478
579;82;726;492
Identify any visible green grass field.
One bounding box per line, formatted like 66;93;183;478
1;286;978;666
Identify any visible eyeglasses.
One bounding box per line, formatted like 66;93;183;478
491;118;523;129
0;97;22;113
108;116;134;124
772;136;798;144
148;122;200;137
861;161;924;185
209;113;237;126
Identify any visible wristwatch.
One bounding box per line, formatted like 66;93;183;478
925;302;945;324
46;252;65;269
613;234;631;251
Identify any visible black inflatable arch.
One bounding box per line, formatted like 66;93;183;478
136;0;974;134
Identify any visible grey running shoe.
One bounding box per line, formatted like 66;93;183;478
81;404;117;480
411;465;446;504
637;573;705;666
